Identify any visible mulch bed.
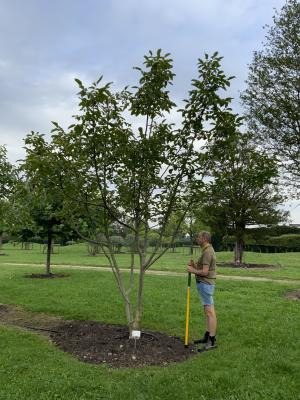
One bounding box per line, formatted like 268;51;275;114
284;289;300;300
50;321;197;368
24;273;70;279
217;262;278;269
0;304;197;368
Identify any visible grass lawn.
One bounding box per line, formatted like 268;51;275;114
1;242;300;280
0;264;299;399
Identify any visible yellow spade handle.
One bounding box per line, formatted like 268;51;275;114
184;273;192;347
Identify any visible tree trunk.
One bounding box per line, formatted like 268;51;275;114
234;239;244;266
123;291;133;333
46;231;52;275
105;243;135;335
131;245;147;334
132;268;145;332
0;231;3;253
87;243;97;256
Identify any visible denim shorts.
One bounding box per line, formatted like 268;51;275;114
196;281;215;306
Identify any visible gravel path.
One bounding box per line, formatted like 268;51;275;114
2;262;300;285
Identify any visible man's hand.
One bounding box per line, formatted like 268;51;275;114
187;259;196;274
187;265;196;274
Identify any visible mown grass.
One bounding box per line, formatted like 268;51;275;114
0;264;299;399
1;242;300;280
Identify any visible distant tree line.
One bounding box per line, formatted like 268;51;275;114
223;226;300;252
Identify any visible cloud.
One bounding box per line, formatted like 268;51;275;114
1;0;297;223
0;0;286;152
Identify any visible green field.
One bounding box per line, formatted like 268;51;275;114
0;263;300;400
1;242;300;280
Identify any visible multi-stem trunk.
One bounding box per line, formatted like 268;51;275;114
132;265;145;332
103;241;135;334
131;227;147;334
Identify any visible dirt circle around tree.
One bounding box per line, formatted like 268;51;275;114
50;321;197;368
0;304;197;368
284;289;300;300
24;273;70;279
217;262;279;269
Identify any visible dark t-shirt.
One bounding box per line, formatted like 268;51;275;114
195;244;216;285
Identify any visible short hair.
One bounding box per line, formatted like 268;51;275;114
197;231;211;243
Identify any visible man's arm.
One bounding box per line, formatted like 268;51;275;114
187;263;209;276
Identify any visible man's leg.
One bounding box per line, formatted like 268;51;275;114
204;305;217;336
204;306;209;332
194;282;217;345
197;305;217;351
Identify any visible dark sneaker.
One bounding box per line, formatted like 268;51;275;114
194;337;209;344
194;331;209;344
197;337;217;353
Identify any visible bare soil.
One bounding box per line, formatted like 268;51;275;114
24;273;70;279
50;321;196;368
217;262;279;269
0;304;64;334
284;289;300;300
0;304;196;368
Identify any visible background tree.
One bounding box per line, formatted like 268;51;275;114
204;113;287;265
182;206;209;255
0;145;17;253
21;138;72;275
8;193;36;250
26;51;236;335
241;0;300;196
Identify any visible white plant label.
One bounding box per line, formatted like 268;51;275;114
130;330;141;339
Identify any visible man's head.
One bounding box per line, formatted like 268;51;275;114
196;231;211;247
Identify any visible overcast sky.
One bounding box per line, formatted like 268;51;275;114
0;0;299;222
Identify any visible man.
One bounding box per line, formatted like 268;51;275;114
187;231;217;351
